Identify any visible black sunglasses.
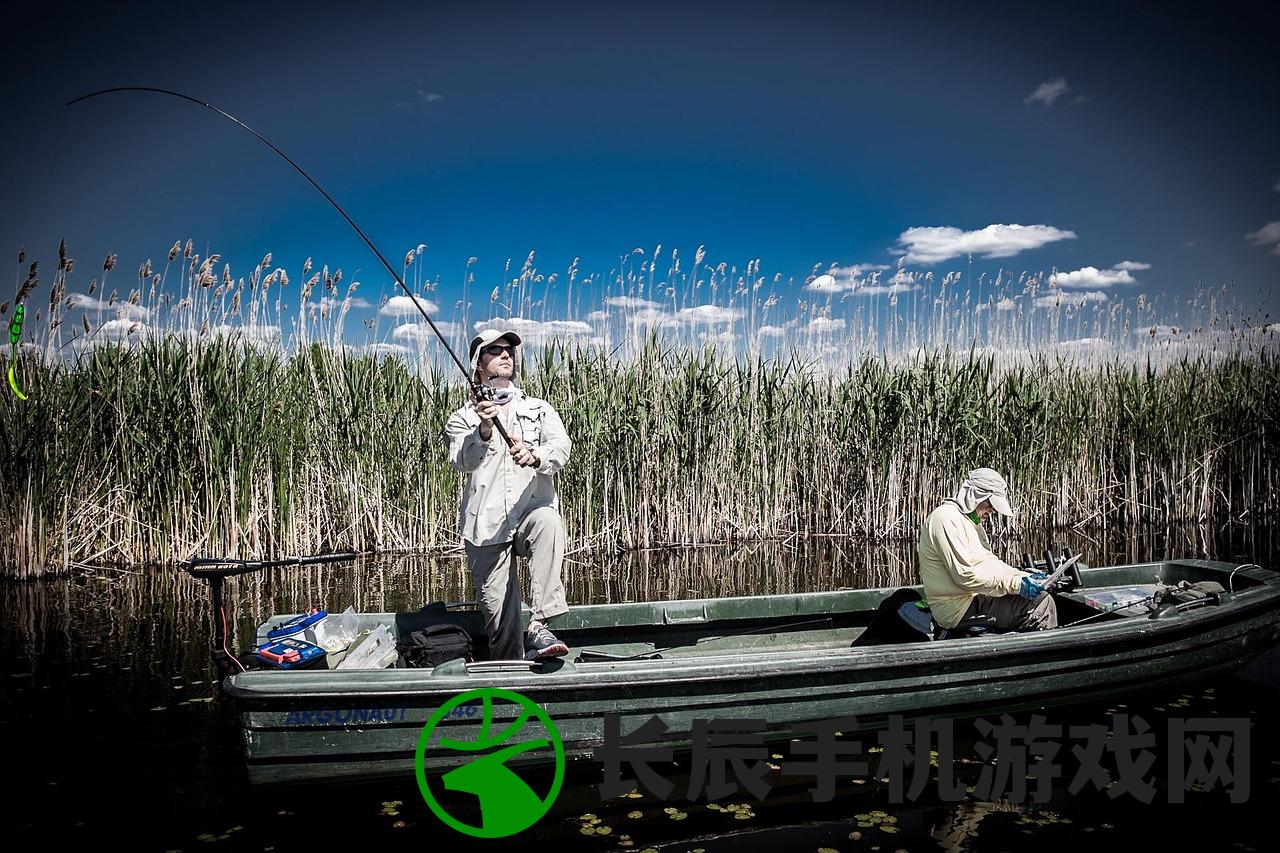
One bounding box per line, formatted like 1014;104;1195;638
481;344;514;356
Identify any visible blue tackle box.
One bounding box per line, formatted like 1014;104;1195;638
267;610;328;642
255;637;328;670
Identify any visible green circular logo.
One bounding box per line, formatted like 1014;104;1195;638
413;687;565;838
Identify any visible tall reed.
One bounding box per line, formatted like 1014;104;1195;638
1;242;1275;577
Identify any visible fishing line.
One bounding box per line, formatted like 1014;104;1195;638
64;87;515;444
6;106;68;399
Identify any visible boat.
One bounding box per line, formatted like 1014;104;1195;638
187;557;1280;786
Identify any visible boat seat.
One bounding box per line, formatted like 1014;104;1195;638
896;601;1002;641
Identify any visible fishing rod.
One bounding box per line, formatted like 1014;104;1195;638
65;86;515;446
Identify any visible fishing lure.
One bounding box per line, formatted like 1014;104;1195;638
7;303;26;399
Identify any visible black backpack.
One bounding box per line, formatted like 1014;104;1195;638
399;624;474;668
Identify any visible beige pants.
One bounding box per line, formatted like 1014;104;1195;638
961;591;1059;632
464;506;569;660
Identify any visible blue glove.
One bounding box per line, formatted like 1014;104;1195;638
1019;573;1049;600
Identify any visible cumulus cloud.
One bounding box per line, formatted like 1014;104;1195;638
1112;260;1151;271
66;293;150;321
1246;220;1280;254
472;317;600;345
1048;266;1139;290
808;317;846;334
807;274;849;294
1056;337;1113;354
699;329;737;345
675;304;744;324
362;342;411;357
393;321;463;343
758;324;791;338
320;296;372;311
1025;77;1070;106
604;296;662;309
806;264;912;295
1032;290;1109;309
381;295;440;316
896;224;1077;264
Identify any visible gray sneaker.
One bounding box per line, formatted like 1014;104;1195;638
524;625;569;661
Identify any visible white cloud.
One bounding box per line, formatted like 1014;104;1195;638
395;86;445;109
380;295;440;316
473;317;598;345
362;342;410;357
808;317;846;334
1025;77;1070;106
806;265;910;295
604;296;662;309
861;282;921;295
320;296;372;311
1033;290;1109;309
806;274;845;293
66;293;150;321
1112;260;1151;271
1246;221;1280;254
699;329;737;345
675;304;744;324
996;297;1017;311
393;321;463;343
96;318;146;340
758;324;791;338
1056;337;1113;354
896;224;1077;264
585;310;611;321
1048;266;1138;290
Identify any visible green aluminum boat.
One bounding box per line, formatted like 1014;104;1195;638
189;557;1280;786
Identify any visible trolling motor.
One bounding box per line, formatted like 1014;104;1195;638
1019;546;1086;591
182;552;359;679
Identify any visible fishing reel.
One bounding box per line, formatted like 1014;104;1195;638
1019;546;1086;591
473;383;515;405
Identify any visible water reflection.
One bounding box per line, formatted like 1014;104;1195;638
1;523;1277;850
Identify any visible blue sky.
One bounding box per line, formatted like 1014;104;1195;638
2;1;1277;350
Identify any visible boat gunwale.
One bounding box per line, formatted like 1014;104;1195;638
223;559;1280;703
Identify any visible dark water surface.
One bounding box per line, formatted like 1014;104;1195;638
3;526;1279;852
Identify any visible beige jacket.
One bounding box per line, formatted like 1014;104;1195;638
917;500;1027;628
445;389;572;546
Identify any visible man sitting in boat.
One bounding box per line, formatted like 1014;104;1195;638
918;468;1057;633
444;329;574;661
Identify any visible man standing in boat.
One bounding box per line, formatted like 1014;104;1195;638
918;468;1057;632
445;329;573;661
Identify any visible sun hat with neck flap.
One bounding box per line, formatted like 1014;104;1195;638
952;467;1015;517
468;328;523;385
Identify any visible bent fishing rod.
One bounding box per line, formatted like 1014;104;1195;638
65;86;515;445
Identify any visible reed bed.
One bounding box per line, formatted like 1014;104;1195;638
1;242;1276;577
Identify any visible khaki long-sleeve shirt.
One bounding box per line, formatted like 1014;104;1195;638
445;390;572;546
917;500;1027;628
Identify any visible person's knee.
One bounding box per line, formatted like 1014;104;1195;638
521;507;566;548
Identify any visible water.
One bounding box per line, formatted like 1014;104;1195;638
2;526;1278;852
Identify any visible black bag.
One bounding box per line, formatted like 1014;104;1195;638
399;624;474;668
